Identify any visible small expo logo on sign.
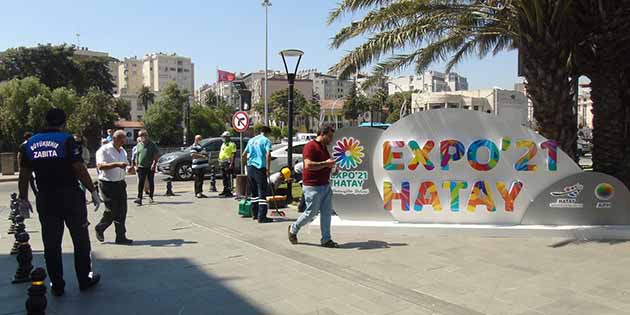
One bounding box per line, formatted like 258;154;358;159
232;111;249;133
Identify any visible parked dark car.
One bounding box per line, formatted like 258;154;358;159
157;137;249;180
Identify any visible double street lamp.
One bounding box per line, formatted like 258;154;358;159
279;49;304;203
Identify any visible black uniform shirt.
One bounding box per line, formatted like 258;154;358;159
20;130;83;193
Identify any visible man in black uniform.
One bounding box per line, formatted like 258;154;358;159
18;108;101;296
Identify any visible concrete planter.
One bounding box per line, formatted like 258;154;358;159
0;152;16;175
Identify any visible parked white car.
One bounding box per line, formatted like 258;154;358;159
269;141;308;173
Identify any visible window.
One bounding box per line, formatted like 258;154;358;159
473;106;480;111
429;103;444;109
292;145;305;154
184;69;189;72
170;67;176;71
203;141;222;152
136;103;143;111
463;106;470;110
137;115;143;120
177;60;183;65
447;103;458;109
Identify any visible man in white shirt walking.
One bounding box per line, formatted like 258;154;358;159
94;130;133;245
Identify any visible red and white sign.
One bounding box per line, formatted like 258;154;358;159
232;111;249;133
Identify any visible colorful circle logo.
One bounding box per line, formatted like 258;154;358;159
594;183;615;201
333;137;365;170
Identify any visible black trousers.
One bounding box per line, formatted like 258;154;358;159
137;167;154;199
95;180;128;239
193;168;205;194
220;161;232;193
247;166;268;220
36;190;92;288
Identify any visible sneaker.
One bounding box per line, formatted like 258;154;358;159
134;199;142;206
196;193;207;198
50;283;65;297
321;240;339;248
79;273;101;291
115;238;133;245
288;225;298;244
149;197;155;204
258;217;273;223
95;228;104;242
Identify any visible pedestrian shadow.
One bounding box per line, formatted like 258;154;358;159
102;239;198;247
298;240;407;250
0;253;265;315
549;239;630;248
151;201;194;205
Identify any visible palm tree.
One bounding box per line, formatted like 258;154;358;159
573;1;630;185
299;101;321;132
328;0;577;157
138;85;155;111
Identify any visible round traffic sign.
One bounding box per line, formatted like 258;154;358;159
232;111;249;133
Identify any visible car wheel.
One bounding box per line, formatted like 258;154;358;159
175;162;193;181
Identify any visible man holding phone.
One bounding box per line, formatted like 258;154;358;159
288;125;339;248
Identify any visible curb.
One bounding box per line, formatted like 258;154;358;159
0;177;18;183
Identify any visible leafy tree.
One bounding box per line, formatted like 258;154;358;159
0;44;114;96
383;92;412;124
367;88;388;123
67;88;117;150
271;126;282;140
50;87;79;116
267;88;308;126
189;104;224;138
27;94;54;132
298;101;321;132
0;77;51;151
138;86;155;111
343;83;368;126
114;98;131;120
143;82;188;145
328;0;578;157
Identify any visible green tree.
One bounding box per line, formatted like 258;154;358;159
138;86;155;111
67;88;118;150
189;104;224;138
267;89;308;126
27;94;54;132
328;0;578;157
0;44;114;95
114;98;131;120
50;87;79;116
343;83;368;126
298;101;320;132
0;77;51;151
143;82;188;145
383;92;411;124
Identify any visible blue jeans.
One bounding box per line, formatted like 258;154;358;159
290;184;333;242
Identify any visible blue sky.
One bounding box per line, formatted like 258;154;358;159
0;0;521;90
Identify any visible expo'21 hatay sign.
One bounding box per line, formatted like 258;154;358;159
329;110;630;226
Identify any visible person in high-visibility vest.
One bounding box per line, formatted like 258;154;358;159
218;131;237;198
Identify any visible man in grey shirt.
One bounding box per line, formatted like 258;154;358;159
190;135;209;198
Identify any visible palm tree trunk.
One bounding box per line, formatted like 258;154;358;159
522;49;577;159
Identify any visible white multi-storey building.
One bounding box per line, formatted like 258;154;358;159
388;71;468;95
142;53;194;94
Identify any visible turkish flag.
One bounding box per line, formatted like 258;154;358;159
218;70;236;82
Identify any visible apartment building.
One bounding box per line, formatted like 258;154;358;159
388;71;468;95
143;53;194;94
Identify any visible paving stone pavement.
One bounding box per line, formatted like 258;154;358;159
1;179;630;315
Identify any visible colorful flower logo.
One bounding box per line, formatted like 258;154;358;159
594;183;615;201
333;137;365;170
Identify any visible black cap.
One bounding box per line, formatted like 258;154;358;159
46;108;66;127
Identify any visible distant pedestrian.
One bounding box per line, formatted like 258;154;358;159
218;131;236;198
105;129;114;142
242;126;273;223
95;130;133;245
288;125;339;248
131;136;149;194
17;108;101;296
190;135;209;198
133;130;159;206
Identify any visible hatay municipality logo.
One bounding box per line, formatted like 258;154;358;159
549;183;584;208
331;137;369;195
594;183;615;208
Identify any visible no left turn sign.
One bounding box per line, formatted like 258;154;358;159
232;111;249;133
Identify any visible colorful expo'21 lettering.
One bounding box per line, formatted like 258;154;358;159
382;138;558;213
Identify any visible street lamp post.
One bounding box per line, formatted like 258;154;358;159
279;49;304;203
262;0;271;126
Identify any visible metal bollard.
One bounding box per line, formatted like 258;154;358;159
209;166;217;192
164;177;175;196
12;232;33;284
26;268;47;315
11;215;26;255
9;193;18;221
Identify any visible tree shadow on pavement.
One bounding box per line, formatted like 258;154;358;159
102;239;199;247
549;238;630;248
0;252;265;315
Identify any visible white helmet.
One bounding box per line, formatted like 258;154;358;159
221;131;231;137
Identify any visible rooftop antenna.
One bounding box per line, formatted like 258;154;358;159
75;33;81;49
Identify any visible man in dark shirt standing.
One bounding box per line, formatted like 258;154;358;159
288;125;339;248
18;108;102;296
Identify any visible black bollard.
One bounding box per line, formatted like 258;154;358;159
26;268;47;315
11;215;26;255
209;166;217;192
12;232;33;284
9;193;18;221
164;177;175;196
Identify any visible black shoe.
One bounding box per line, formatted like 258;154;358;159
258;217;273;223
115;238;133;245
50;283;65;297
223;192;234;198
288;225;298;244
95;228;104;242
134;199;142;206
321;240;339;248
79;273;100;291
218;191;227;196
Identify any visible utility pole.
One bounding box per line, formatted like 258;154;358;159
262;0;272;126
